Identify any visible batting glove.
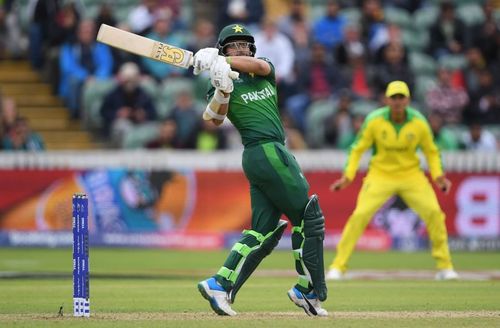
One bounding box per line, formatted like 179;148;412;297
193;47;219;75
210;56;234;93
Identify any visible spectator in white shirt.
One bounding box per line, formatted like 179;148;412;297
254;18;295;83
254;18;296;106
128;0;158;34
462;122;498;151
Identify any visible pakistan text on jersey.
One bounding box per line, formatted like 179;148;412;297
240;87;275;104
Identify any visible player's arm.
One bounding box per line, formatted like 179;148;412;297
204;90;229;126
205;56;272;125
419;120;451;193
226;56;271;76
193;48;270;76
202;57;234;126
331;119;374;191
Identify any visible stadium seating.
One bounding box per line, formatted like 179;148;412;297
438;54;468;71
384;7;412;29
3;0;499;151
0;60;98;149
409;52;437;77
305;99;336;148
122;122;161;149
351;100;378;116
413;6;439;30
81;79;116;130
157;77;196;119
402;29;429;53
457;3;485;26
339;7;361;24
413;75;437;113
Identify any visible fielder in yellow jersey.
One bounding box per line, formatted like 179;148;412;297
327;81;459;281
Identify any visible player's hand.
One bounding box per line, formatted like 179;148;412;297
329;176;352;191
193;47;219;75
210;56;234;93
435;176;452;194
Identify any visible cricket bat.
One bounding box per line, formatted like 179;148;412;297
96;24;238;79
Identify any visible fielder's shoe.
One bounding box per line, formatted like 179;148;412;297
197;277;237;316
435;269;459;281
287;287;328;317
325;268;344;281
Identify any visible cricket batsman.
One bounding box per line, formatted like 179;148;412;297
191;24;328;316
326;81;459;281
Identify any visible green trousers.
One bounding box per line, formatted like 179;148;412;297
243;142;310;229
215;141;312;292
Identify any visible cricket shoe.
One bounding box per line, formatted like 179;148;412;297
435;269;459;281
325;268;344;281
287;287;328;317
197;277;237;316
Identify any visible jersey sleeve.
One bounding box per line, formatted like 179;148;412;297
257;57;276;85
343;118;374;181
419;119;444;180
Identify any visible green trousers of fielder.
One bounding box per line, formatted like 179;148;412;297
214;141;327;303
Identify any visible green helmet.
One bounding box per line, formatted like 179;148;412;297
216;24;256;56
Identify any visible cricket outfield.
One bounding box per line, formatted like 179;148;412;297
0;249;499;327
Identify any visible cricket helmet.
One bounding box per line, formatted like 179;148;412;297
216;23;256;56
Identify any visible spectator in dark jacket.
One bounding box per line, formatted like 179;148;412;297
469;0;500;66
287;42;345;132
372;41;413;99
167;89;200;149
428;1;468;59
465;69;500;124
100;62;157;142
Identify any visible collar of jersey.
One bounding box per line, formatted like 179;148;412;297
382;106;414;124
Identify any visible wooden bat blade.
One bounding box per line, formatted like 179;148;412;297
96;24;193;69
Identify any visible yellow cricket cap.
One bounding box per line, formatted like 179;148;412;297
385;81;410;97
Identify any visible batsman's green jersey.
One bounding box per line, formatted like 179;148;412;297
209;58;285;148
207;58;308;229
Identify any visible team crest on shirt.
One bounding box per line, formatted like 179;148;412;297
406;133;415;142
381;130;387;139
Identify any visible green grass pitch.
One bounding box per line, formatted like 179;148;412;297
0;248;499;327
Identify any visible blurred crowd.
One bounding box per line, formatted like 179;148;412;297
0;0;499;151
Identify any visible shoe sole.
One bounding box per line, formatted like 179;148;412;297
197;282;231;316
287;290;318;316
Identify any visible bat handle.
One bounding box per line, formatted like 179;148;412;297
189;55;239;80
